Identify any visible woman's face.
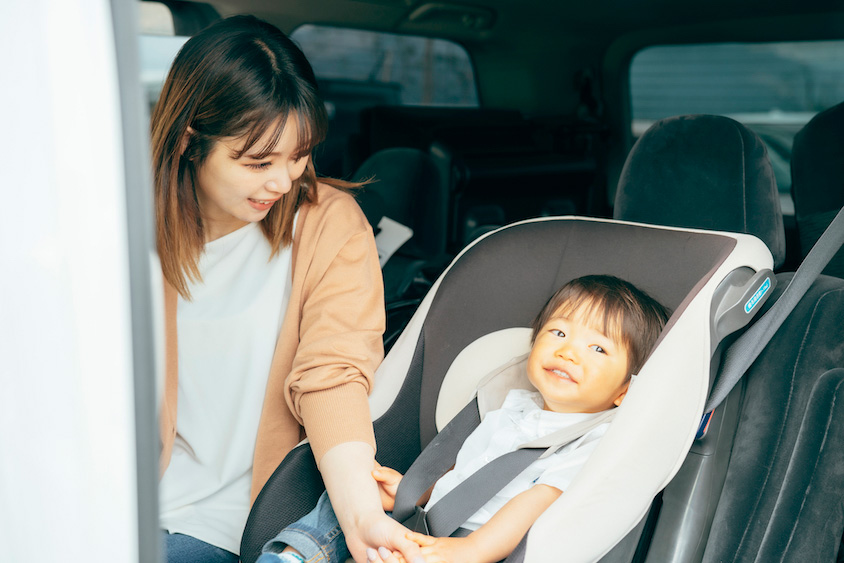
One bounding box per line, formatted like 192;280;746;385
194;115;309;242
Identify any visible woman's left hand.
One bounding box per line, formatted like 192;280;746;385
343;510;422;563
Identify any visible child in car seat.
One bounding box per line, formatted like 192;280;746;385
257;274;670;563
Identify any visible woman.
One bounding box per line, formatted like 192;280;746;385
151;15;420;563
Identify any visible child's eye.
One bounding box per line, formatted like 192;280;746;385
246;162;271;170
550;329;566;338
590;344;606;354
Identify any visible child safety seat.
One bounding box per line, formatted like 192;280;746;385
240;215;774;563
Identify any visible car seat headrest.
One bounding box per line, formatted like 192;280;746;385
353;147;447;259
615;114;786;269
791;101;844;278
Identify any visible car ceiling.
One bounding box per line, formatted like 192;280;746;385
183;0;844;46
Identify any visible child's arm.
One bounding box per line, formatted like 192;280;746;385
405;484;562;563
373;464;446;512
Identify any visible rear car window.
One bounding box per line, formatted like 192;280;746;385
291;24;479;177
138;1;188;112
629;41;844;215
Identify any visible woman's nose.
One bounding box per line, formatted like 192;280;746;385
266;172;292;194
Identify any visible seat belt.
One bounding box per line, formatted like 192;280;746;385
392;398;614;538
705;205;844;413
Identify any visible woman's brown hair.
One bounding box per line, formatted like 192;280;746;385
151;15;355;298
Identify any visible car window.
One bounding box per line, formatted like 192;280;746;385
138;1;188;112
291;24;478;108
291;24;479;177
629;41;844;215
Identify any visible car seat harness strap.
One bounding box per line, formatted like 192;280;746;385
393;396;615;538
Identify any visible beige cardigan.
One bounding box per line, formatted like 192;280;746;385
159;184;385;502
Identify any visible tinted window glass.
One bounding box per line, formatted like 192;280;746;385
630;41;844;214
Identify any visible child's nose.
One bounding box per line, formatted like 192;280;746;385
556;343;579;363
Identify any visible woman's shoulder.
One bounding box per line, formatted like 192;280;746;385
304;182;368;229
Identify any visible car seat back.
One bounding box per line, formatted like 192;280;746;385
791;100;844;278
615;114;785;269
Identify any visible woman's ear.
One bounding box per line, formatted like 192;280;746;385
180;126;195;156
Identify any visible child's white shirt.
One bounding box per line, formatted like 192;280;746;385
423;388;610;531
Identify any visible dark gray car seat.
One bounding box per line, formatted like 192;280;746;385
353;148;451;348
613;114;844;562
791;100;844;278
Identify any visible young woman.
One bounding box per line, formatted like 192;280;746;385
151;15;420;563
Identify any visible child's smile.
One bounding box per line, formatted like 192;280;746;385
527;309;630;413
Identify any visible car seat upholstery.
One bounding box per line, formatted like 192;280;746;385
791;100;844;278
353;147;450;301
614;114;844;562
615;114;786;269
240;215;773;563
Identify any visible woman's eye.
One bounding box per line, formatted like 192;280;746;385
246;162;271;170
590;344;606;354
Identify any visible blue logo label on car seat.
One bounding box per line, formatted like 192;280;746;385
745;277;771;314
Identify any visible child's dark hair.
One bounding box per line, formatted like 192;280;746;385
531;275;671;377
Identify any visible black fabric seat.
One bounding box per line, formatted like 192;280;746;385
612;114;844;563
791;100;844;278
352;148;451;347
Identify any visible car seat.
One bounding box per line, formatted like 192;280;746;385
240;213;774;563
613;114;844;562
791;100;844;278
352;147;452;348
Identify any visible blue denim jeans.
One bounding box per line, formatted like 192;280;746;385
258;491;351;563
162;531;239;563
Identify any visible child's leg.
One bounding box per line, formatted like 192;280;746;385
257;490;351;563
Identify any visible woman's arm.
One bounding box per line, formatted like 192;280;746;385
288;189;421;563
404;484;562;563
320;442;423;563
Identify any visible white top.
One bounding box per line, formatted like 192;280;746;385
159;220;295;554
424;389;609;531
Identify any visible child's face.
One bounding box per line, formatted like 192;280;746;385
527;305;630;413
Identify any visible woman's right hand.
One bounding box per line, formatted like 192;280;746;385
372;466;404;511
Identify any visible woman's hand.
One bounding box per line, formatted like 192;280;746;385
343;510;422;563
318;443;422;563
372;466;404;511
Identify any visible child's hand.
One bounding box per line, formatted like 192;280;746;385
372;466;404;511
405;531;479;563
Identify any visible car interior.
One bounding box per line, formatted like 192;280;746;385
135;0;844;561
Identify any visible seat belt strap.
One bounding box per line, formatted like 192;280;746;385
706;205;844;412
423;409;615;538
392;399;480;522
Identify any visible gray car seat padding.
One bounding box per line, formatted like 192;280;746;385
702;276;844;563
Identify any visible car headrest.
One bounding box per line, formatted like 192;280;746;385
791;101;844;278
353;147;447;259
615;114;786;269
